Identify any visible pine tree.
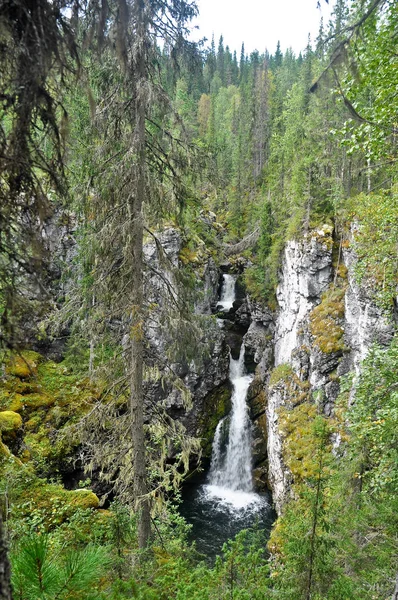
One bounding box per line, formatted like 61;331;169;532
0;515;12;600
217;35;225;85
70;0;198;549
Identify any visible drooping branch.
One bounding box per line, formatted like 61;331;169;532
310;0;386;94
223;227;260;256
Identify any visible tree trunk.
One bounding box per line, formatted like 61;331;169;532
130;0;150;551
392;573;398;600
0;514;12;600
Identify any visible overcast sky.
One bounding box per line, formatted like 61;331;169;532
189;0;335;56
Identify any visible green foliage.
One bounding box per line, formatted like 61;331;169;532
11;534;108;600
347;190;398;311
269;364;293;387
347;337;398;495
123;527;271;600
309;286;346;354
336;1;398;164
269;415;346;600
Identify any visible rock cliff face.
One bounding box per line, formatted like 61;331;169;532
273;233;333;367
248;227;395;513
343;244;395;372
268;230;334;510
142;227;230;458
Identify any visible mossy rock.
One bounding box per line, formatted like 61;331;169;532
310;224;334;250
269;364;293;387
247;378;267;420
0;411;23;454
69;489;100;510
253;463;269;492
199;383;232;458
0;389;11;408
12;381;41;395
0;411;23;433
6;351;41;379
15;480;100;529
256;413;268;440
25;415;42;432
278;403;334;482
7;393;24;413
310;286;346;354
21;392;56;412
20;448;31;463
0;351;104;492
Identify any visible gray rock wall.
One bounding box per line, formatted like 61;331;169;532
244;226;394;514
142;228;230;457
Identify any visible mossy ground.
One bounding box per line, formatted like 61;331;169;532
0;351;102;470
0;351;105;537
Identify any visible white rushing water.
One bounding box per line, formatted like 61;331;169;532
202;344;263;511
217;274;237;311
181;272;272;556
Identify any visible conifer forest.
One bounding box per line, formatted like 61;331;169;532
0;0;398;598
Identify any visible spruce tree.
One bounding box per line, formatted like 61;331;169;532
69;0;198;549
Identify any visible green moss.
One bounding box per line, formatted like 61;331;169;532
7;394;24;413
310;286;346;354
0;441;11;458
269;364;294;387
69;489;100;510
0;411;23;433
278;403;333;482
21;392;56;411
0;389;11;407
13;479;100;530
25;415;42;432
199;383;231;457
6;351;42;379
336;263;348;280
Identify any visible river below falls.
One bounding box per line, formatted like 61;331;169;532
180;473;275;560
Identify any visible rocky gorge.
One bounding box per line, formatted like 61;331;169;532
0;219;396;546
177;221;396;517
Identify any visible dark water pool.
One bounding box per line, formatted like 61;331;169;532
180;473;276;561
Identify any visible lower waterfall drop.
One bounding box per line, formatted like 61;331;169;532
204;344;260;509
180;272;274;558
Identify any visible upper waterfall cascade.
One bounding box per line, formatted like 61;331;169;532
217;274;237;311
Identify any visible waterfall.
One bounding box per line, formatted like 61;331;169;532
203;274;262;510
208;344;253;492
217;274;236;311
180;270;272;556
